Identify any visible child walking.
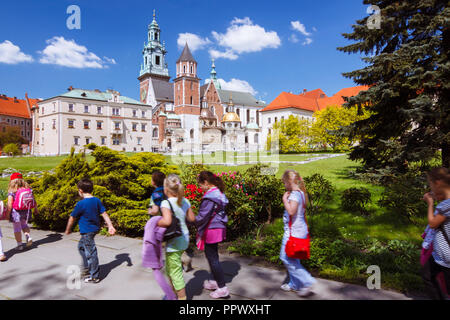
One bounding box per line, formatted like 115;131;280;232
279;169;316;297
196;171;230;299
148;171;166;216
6;172;37;251
421;167;450;300
65;178;116;283
158;174;195;300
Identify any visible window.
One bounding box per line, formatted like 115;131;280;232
236;109;240;117
268;118;271;124
52;119;56;130
137;137;142;145
133;109;137;117
112;137;120;145
132;123;137;132
141;123;147;132
42;107;44;114
14;120;17;125
41;122;44;131
85;137;91;145
245;136;248;144
84;120;89;129
152;128;158;138
190;129;194;139
21;130;24;136
183;65;186;73
247;109;250;123
275;117;278;123
142;110;146;118
254;134;259;144
53;102;56;112
97;106;102;114
101;137;106;145
190;65;193;73
69;104;74;112
68;120;74;128
190;96;193;104
211;106;215;115
155;56;160;66
41;136;44;145
97;121;102;130
112;108;120;116
21;120;24;125
84;105;89;113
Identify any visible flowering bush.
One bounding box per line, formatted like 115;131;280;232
184;184;204;211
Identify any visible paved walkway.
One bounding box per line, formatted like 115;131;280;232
0;221;423;300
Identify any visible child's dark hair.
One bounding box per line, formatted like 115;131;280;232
77;178;94;193
152;171;166;187
197;171;225;193
427;167;450;186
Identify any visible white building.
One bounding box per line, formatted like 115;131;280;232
31;88;153;155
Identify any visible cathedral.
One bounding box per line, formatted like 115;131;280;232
138;12;266;154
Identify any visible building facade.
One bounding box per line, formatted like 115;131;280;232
139;13;266;154
32;88;153;155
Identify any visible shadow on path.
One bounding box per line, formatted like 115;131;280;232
4;233;63;260
186;260;241;300
99;253;133;281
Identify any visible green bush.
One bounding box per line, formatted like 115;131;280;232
378;171;428;223
341;187;372;216
303;173;335;215
30;145;179;235
2;143;21;156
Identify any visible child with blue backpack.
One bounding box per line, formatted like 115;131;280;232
5;172;37;251
148;171;166;216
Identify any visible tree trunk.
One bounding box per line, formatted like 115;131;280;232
265;204;272;225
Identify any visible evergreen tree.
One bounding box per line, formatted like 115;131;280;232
338;0;450;172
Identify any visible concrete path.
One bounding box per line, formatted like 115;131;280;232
0;221;422;300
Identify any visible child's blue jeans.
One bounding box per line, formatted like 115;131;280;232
78;232;100;279
280;235;316;290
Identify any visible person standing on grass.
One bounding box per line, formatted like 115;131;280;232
196;171;230;299
148;171;166;216
158;174;195;300
65;178;116;283
5;172;37;251
279;169;316;297
422;167;450;300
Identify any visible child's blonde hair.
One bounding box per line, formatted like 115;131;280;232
282;169;302;186
8;178;30;193
164;174;184;206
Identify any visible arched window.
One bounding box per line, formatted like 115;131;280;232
190;65;193;73
245;135;248;144
254;134;259;144
183;65;186;73
247;109;250;123
236;108;240;117
211;106;215;114
190;129;194;139
152;128;158;138
190;96;193;104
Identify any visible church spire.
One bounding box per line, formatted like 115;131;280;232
210;59;221;89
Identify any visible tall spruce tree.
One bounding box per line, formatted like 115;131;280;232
338;0;450;172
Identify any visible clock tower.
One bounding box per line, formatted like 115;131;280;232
138;10;172;106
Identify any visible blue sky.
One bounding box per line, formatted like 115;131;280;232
0;0;370;104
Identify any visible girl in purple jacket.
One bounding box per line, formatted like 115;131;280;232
196;171;230;299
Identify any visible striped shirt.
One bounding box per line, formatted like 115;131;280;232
432;198;450;268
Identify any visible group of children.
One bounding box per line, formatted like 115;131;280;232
0;166;449;300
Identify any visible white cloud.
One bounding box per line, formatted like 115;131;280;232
289;34;300;43
0;40;34;64
291;21;312;36
177;33;212;52
211;17;281;55
209;49;238;60
206;78;257;96
312;27;318;32
39;37;115;69
303;38;313;45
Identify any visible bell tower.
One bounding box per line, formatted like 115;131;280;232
138;10;170;105
174;43;200;115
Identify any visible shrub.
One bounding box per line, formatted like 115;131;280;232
341;187;372;215
303;174;335;215
2;143;21;156
378;171;428;223
30;145;179;235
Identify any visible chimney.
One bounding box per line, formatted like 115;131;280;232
94;89;101;93
302;89;307;95
68;86;73;91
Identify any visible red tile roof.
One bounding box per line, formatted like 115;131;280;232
261;86;369;113
0;94;37;118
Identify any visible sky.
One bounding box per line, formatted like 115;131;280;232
0;0;371;104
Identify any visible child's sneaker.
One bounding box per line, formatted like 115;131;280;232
280;283;294;292
203;280;219;291
15;244;24;251
84;277;100;284
25;235;33;248
210;286;230;299
297;286;313;297
0;255;7;262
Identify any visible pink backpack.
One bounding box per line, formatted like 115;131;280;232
12;188;36;212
